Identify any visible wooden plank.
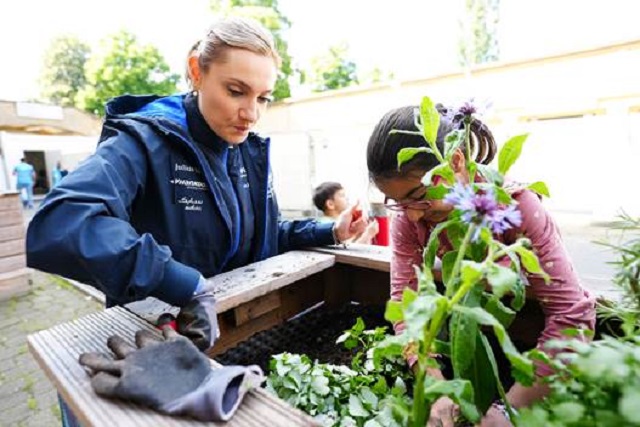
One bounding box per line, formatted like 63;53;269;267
311;244;391;272
0;193;21;211
27;306;319;426
234;292;281;326
0;208;23;226
322;264;352;307
0;254;26;273
209;274;325;356
349;267;391;306
0;268;30;301
0;238;24;258
0;224;25;242
126;251;335;324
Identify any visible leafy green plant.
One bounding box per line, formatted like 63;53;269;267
266;318;411;426
516;214;640;426
372;97;550;425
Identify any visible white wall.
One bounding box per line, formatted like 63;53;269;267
0;132;97;192
259;42;640;222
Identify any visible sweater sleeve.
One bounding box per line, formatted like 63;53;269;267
512;190;596;376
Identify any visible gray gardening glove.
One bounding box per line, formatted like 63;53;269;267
79;327;264;422
177;291;220;351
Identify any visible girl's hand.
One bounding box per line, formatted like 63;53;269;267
476;404;512;427
427;396;458;427
334;203;367;243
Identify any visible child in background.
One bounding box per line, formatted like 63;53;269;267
313;181;379;244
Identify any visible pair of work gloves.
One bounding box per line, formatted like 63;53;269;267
79;292;264;422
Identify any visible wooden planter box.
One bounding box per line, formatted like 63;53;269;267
27;245;608;426
0;192;29;301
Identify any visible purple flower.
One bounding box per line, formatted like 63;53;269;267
445;183;522;239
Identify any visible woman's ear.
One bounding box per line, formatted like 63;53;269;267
188;56;201;90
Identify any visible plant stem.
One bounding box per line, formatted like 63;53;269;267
446;225;475;298
464;119;472;166
412;365;428;426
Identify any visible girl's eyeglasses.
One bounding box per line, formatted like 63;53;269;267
384;197;432;212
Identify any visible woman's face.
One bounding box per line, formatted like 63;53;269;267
376;150;469;224
193;48;277;144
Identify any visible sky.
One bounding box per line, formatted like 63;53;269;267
0;0;639;102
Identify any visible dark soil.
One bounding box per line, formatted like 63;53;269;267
215;302;391;372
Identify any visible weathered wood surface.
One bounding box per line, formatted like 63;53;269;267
27;306;319;427
0;192;21;211
126;251;335;324
0;224;25;243
311;244;391;272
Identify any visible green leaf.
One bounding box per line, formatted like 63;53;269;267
495;187;512;204
349;394;370;417
397;147;434;169
484;296;516;327
423;379;481;423
425;184;449;200
460;261;484;289
620;386;640;424
477;164;504;186
441;251;458;289
311;375;330;396
486;264;519;298
360;387;379;409
404;295;447;340
450;285;483;378
420;96;441;146
423;219;455;268
478;333;510;415
353;317;366;334
385;301;404;323
401;287;418;309
514;246;551;283
498;134;529;175
552;402;585;424
527;181;550;198
452;305;535;386
425;163;456;185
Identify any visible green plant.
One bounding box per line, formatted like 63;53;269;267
516;215;640;426
372;97;550;426
267;318;411;426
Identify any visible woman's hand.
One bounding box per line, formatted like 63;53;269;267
427;396;458;427
334;203;367;243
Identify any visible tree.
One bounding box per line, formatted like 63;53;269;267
210;0;294;100
77;30;179;116
39;35;90;107
458;0;500;67
308;42;358;92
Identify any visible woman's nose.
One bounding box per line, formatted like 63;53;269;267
239;100;258;123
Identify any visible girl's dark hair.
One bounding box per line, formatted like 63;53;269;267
366;104;496;182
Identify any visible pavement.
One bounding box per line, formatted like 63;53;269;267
0;198;627;426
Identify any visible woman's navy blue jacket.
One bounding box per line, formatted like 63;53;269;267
26;94;334;307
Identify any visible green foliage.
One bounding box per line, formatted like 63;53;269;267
518;336;640;426
39;35;90;107
516;214;640;426
597;214;640;335
267;319;411;426
308;42;359;93
77;30;179;116
458;0;500;67
211;0;294;100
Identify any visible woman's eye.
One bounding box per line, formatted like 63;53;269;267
228;88;243;97
258;96;273;104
